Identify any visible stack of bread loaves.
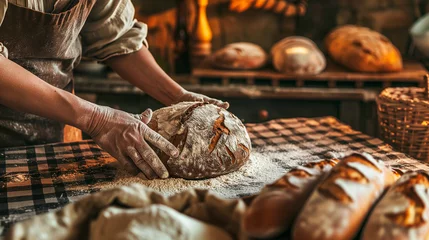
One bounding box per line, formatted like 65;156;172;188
243;152;429;239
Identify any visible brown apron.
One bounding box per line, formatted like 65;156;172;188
0;0;96;148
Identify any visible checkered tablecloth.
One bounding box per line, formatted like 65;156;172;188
1;116;429;236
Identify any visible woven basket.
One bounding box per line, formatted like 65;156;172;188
377;75;429;161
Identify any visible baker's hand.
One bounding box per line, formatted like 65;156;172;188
85;106;179;179
174;90;229;109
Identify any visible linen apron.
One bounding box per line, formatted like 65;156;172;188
0;0;96;148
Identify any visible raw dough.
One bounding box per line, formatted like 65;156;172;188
90;205;233;240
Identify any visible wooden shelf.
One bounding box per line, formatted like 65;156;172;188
192;59;428;88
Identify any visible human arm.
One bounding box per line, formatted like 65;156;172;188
80;0;228;108
104;47;229;108
0;56;178;179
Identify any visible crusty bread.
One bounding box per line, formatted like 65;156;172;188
210;42;268;70
325;25;403;73
362;171;429;240
292;153;399;240
148;102;251;179
271;36;326;75
242;158;339;238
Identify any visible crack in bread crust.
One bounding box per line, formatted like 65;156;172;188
225;146;236;164
318;154;380;203
305;158;339;170
386;172;429;227
209;113;230;153
267;159;339;190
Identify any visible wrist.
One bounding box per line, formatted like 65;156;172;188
162;85;187;106
75;103;106;136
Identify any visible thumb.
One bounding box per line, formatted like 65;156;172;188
140;108;153;124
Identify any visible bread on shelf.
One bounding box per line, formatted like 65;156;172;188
325;25;403;73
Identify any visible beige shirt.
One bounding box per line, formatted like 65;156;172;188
0;0;148;61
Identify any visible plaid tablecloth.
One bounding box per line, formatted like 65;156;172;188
1;116;429;236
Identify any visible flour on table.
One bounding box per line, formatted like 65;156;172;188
95;149;294;199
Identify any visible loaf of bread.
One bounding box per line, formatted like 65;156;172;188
210;42;268;70
242;158;339;238
325;25;403;72
292;153;399;240
271;36;326;75
148;102;252;179
362;171;429;240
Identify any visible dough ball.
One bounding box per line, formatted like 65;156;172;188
90;205;233;240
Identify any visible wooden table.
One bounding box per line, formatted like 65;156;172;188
1;116;429;236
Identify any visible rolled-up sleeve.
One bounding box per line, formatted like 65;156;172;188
80;0;148;62
0;0;8;58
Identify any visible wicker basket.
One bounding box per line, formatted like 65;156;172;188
377;75;429;161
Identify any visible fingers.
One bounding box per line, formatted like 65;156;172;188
136;142;170;179
116;155;140;176
143;127;179;158
204;97;230;109
140;108;153;124
126;147;159;179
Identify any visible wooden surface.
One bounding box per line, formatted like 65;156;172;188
192;59;428;86
75;76;378;101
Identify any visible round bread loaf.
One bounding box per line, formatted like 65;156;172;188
148;102;252;179
325;25;403;72
271;36;326;75
210;42;267;70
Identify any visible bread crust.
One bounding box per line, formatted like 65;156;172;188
292;153;398;240
271;36;326;75
242;158;339;238
362;171;429;240
148;102;252;179
210;42;268;70
325;25;403;73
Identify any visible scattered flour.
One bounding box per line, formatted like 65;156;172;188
94;149;298;199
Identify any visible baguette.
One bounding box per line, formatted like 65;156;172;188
242;158;339;238
362;171;429;240
292;153;399;240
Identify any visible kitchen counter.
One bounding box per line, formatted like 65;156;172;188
1;116;428;236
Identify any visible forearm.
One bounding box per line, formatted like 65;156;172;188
0;56;95;131
104;47;184;106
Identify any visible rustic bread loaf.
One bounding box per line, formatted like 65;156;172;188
210;42;268;70
242;158;339;239
325;25;403;72
292;153;399;240
271;36;326;75
148;102;252;179
362;171;429;240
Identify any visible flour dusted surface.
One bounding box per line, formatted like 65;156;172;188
95;150;289;199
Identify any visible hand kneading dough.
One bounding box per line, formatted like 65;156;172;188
90;205;233;240
210;42;268;70
325;25;403;72
148;102;252;179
